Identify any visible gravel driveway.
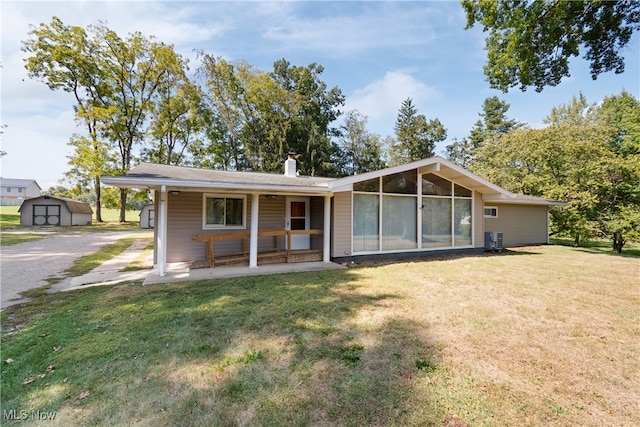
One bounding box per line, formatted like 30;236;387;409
0;230;150;310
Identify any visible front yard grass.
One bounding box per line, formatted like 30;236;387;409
1;245;638;426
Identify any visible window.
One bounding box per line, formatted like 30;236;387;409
6;187;11;193
382;195;417;250
353;177;379;193
484;207;498;218
203;194;246;229
422;197;452;248
18;188;23;193
353;194;379;252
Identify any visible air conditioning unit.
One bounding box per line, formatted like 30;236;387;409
484;231;504;251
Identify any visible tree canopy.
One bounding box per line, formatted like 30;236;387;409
463;0;640;92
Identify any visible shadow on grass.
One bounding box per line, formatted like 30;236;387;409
1;268;449;426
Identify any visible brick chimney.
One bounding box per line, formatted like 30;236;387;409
284;152;297;177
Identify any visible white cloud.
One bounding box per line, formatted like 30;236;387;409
344;70;439;135
262;3;437;57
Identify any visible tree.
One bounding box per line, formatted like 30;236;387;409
198;56;345;176
271;59;345;177
390;98;446;165
463;0;640;92
23;17;110;221
473;91;640;252
23;18;188;222
337;110;385;176
446;96;520;167
597;89;640;155
95;26;188;221
144;80;207;165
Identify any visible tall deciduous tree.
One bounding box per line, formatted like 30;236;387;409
473;91;640;252
338;110;385;176
390;98;446;165
23;18;189;222
463;0;640;92
23;17;110;221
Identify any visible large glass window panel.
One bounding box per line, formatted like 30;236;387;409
206;198;225;225
353;194;379;252
422;174;452;196
353;178;379;192
383;170;417;194
454;198;472;246
422;197;452;248
381;196;417;250
225;198;244;226
205;196;245;228
454;184;472;197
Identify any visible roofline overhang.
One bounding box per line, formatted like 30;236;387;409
482;195;567;206
328;156;515;197
101;176;334;195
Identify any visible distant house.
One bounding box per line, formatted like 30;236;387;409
0;178;41;206
19;195;93;226
103;156;564;277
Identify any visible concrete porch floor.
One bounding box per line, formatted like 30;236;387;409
143;261;346;286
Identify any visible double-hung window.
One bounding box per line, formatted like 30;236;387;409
203;194;246;229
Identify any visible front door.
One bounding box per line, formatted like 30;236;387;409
286;197;310;250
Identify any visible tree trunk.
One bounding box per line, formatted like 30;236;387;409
94;176;103;223
612;232;625;254
573;234;580;247
119;188;128;223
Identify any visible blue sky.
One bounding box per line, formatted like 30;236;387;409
2;1;639;189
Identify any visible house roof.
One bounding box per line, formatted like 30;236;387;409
102;163;336;195
102;158;563;206
0;178;42;190
18;196;93;214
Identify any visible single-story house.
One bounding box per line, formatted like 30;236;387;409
0;178;42;206
19;195;93;226
102;156;563;276
140;204;155;229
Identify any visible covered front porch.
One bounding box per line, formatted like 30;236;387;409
153;189;334;276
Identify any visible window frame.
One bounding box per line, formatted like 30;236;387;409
484;206;499;218
202;193;247;230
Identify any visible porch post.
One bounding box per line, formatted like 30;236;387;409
157;185;168;276
323;194;331;263
249;193;259;268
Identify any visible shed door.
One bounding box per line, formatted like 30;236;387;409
33;205;61;226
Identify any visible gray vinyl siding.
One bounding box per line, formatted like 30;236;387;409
484;204;548;247
166;191;255;263
331;191;352;258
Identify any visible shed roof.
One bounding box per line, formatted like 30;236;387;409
18;196;93;214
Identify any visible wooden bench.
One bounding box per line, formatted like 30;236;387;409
193;229;323;268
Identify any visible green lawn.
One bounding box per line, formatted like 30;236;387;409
1;245;638;426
